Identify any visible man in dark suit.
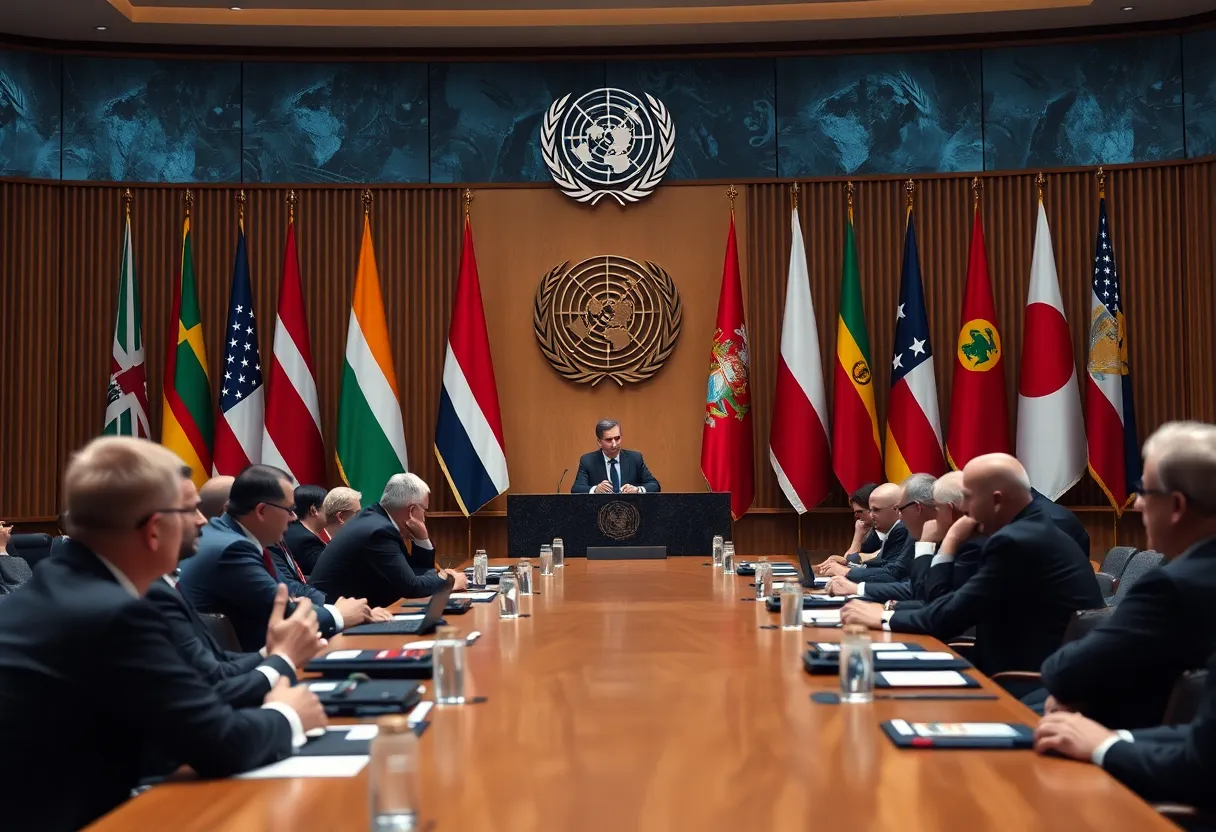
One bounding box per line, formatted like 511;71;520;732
1031;487;1090;559
282;484;329;576
179;465;372;651
841;454;1103;678
148;469;324;709
312;472;469;608
825;474;936;597
845;483;883;561
1035;649;1216;812
571;419;660;493
817;482;903;577
1040;420;1216;728
0;437;324;832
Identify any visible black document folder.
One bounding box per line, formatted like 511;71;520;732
803;650;972;675
296;723;428;756
880;720;1033;749
305;649;434;679
303;678;423;717
765;594;846;612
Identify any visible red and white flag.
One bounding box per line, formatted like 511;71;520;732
1016;198;1085;499
769;205;830;513
262;215;327;486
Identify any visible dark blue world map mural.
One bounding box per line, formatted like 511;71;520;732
983;36;1184;170
429;61;604;183
243;62;428;184
62;57;241;182
777;50;983;177
0;50;61;179
3;26;1214;184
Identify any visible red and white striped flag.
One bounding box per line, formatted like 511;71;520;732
769;204;830;513
262;213;326;485
1016;197;1085;499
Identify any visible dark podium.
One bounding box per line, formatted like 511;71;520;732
506;493;732;558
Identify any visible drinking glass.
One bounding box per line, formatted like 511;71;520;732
712;535;724;568
539;545;554;576
780;583;803;630
498;573;520;619
369;715;419;831
432;626;466;705
552;538;565;568
840;624;875;704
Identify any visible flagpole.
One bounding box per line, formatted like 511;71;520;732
905;178;915;220
467;516;473;567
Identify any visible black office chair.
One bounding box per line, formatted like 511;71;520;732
7;533;54;569
1098;546;1139;579
1107;550;1165;606
1094;571;1117;600
988;607;1114;694
199;613;243;653
1162;668;1208;726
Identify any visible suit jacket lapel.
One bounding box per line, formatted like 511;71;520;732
174;579;226;655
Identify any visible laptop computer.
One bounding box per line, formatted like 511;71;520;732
796;548;833;589
343;575;456;636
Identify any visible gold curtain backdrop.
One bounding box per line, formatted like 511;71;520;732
3;162;1213;557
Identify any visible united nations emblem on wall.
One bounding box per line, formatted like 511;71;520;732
541;88;675;206
533;255;683;387
597;501;641;541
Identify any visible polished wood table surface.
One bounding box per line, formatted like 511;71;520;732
88;559;1173;831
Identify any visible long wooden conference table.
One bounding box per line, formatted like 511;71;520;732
88;558;1173;831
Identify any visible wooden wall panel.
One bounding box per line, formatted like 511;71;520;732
3;162;1214;568
0;184;60;516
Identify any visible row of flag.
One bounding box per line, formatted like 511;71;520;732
103;193;510;517
707;175;1139;520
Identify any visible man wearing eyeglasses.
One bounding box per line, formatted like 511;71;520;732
179;465;374;651
1036;421;1216;734
0;438;325;832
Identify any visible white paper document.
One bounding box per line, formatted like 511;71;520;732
343;725;379;741
813;577;830;587
235;755;369;780
451;591;497;601
324;649;363;661
878;670;970;687
307;681;338;692
408;701;433;725
876;652;953;662
912;722;1018;738
391;614;426;622
802;610;842;624
815;642;911;653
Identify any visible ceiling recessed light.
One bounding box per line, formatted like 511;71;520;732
95;25;107;31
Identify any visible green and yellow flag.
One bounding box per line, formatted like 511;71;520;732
161;206;213;486
831;190;883;493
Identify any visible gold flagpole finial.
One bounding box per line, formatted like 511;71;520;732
726;184;738;213
464;188;473;218
1035;172;1046;202
236;189;246;223
1097;166;1107;199
361;189;373;214
904;178;915;212
122;188;133;218
971;176;982;205
790;182;800;212
845;180;855;209
183;188;193;217
286;189;297;220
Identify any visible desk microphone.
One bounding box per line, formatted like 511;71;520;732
556;468;568;493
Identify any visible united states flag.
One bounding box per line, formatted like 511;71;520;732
213;224;265;475
1085;193;1139;513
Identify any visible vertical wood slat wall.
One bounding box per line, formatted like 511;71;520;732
2;161;1213;561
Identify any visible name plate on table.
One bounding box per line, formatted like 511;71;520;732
586;545;666;561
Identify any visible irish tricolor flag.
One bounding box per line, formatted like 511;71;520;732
336;211;408;499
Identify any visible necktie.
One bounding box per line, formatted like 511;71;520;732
261;548;278;579
609;458;620;493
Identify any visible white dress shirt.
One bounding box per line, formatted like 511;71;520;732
588;452;647;494
1092;730;1135;767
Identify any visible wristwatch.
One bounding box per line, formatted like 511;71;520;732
884;600;897;611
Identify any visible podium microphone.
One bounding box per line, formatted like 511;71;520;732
556;468;568;494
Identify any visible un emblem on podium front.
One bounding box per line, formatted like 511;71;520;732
533;255;683;387
598;501;641;541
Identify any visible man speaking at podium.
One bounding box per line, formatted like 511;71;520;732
571;419;661;494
